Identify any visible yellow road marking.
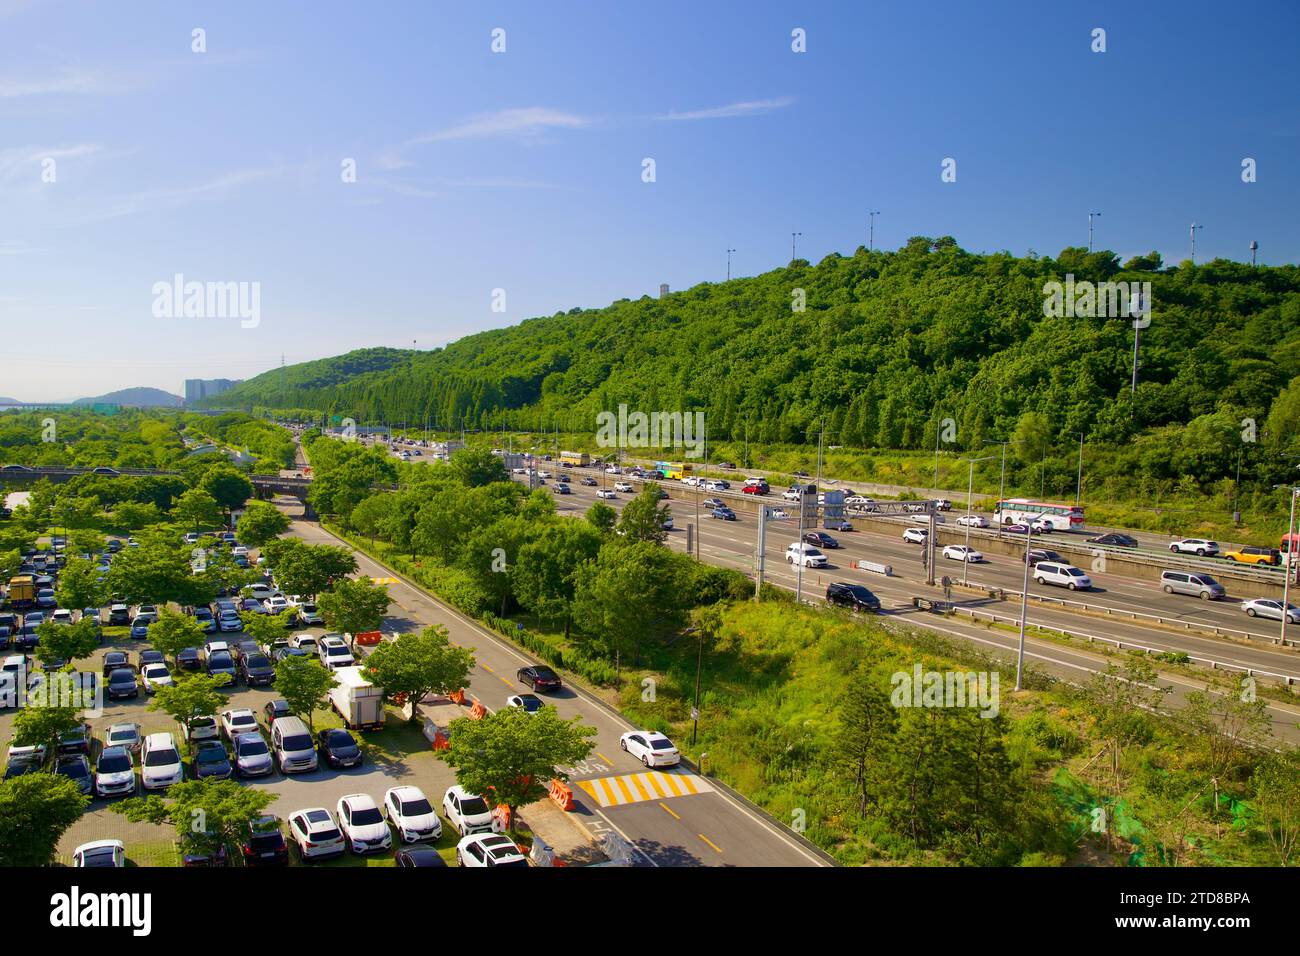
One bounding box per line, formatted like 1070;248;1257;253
597;752;614;766
482;663;494;673
498;676;512;687
659;801;680;820
629;775;653;801
699;834;723;854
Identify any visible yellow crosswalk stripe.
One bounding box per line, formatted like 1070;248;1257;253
575;770;713;808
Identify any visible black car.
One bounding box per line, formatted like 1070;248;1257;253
55;754;93;794
239;653;275;687
57;723;93;755
241;816;289;867
137;649;164;669
396;847;449;868
1086;532;1139;548
0;613;15;632
106;539;123;553
825;582;881;612
317;728;362;769
176;647;202;672
191;739;233;780
4;750;45;779
101;651;130;677
517;664;562;692
107;604;131;626
710;507;736;521
106;668;139;700
13;626;38;651
1024;548;1065;566
232;639;260;660
804;531;840;549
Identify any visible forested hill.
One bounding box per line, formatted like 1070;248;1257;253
207;238;1300;475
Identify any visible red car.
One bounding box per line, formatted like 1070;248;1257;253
742;484;768;495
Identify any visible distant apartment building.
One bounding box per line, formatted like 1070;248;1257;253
184;378;242;405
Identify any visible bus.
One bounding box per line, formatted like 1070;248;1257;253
654;461;693;481
559;450;590;467
994;498;1084;531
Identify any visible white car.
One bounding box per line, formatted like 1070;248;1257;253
845;495;874;506
105;722;142;754
265;596;291;614
336;793;393;854
614;481;634;493
203;639;230;657
140;732;184;790
767;508;789;520
457;833;529;868
93;746;136;798
604;465;621;474
1033;562;1092;590
72;839;125;867
318;635;355;670
781;489;803;502
290;633;318;653
785;542;827;568
287;808;346;861
596;489;617;499
704;479;730;491
50;608;73;626
620;730;680;768
296;603;323;626
902;527;928;544
220;708;259;740
384;785;442;843
506;693;545;714
956;514;988;528
943;545;983;563
1241;598;1300;623
140;662;173;693
681;475;701;487
442;785;497;836
1170;538;1219;557
1029;517;1054;533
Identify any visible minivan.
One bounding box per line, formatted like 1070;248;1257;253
270;716;318;774
1160;570;1225;601
1033;562;1092;591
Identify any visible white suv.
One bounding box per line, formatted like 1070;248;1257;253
786;542;827;568
1170;538;1219;557
902;527;928;544
318;635;355;670
614;481;634;493
140;733;183;791
1033;562;1092;591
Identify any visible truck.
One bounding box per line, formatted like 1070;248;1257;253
327;666;385;731
5;575;37;609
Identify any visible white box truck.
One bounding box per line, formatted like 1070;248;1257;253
328;666;385;731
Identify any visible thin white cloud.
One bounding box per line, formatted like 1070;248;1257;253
410;107;594;144
0;67;114;98
0;143;102;180
658;96;795;121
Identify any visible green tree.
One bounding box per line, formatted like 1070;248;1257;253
571;540;687;673
616;482;671;543
53;556;106;611
449;446;509;487
585;501;617;533
273;656;338;732
199;464;254;516
113;778;273;860
362;626;474;720
1251;749;1300;866
34;618;100;669
439;707;596;822
239;609;293;647
834;666;898;817
146;608;208;665
267;541;356;598
0;774;88;867
12;703;84;758
511;521;603;636
317;577;390;635
235;500;289;547
174;487;223;532
149;673;230;738
106;532;209;606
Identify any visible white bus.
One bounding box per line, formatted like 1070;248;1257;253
994;498;1084;531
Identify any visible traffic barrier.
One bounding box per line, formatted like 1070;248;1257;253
353;630;382;646
853;559;893;576
492;805;512;831
430;727;450;750
469;699;487;720
449;688;467;704
548;778;575;811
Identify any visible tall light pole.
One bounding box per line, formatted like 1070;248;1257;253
1250;240;1258;267
1189;222;1203;262
1276;485;1299;646
1075;432;1085;506
1015;523;1033;691
726;248;736;281
868;211;880;251
791;232;802;261
961;456;997;585
1088;211;1101;252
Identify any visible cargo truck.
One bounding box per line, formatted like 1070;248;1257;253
5;575;37;609
327;665;385;731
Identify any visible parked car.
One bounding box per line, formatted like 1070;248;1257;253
296;603;323;627
262;698;293;730
287;808;346;862
93;746;136;798
442;786;496;836
140;732;184;791
620;730;680;767
106;603;131;626
337;793;393;854
140;662;173;693
191;739;233;780
270;716;318;774
55;754;94;794
176;646;202;672
57;723;92;756
317;635;355;670
239;652;275;686
240;815;289;866
72;840;125;868
206;650;238;684
231;732;274;778
220;708;260;741
317;728;363;769
396;847;449;867
106;668;139;700
101;651;130;677
457;833;528;868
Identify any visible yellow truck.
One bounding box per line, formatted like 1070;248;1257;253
5;575;37;608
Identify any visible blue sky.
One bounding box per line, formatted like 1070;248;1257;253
1;0;1297;401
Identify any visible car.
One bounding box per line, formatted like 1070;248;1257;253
596;489;617;499
704;479;730;492
265;595;291;615
804;531;839;549
191;739;233;780
620;730;680;767
140;662;173;693
72;840;126;868
289;633;318;653
50;608;73;626
824;518;854;532
517;664;562;692
825;582;881;612
1023;548;1064;565
296;603;323;626
231;731;274;777
206;650;238;684
781;488;803;502
742;483;769;496
106;603;131;626
141;732;184;790
902;527;928;544
337;793;393;854
241;815;289;866
100;651;130;677
943;545;983;563
55;754;94;794
396;847;449;867
710;506;737;521
239;652;275;686
956;514;988;528
105;721;143;753
176;646;202;671
317;728;363;769
552;483;571;494
579;476;598;486
221;708;260;741
4;743;46;779
442;786;497;836
273;646;308;663
57;723;93;756
457;833;529;868
240;598;268;616
271;716;318;774
1169;538;1219;557
135;648;164;669
1160;570;1225;601
845;494;874;506
182;715;219;745
318;635;355;670
106;667;139;699
93;745;136;798
193;608;217;633
785;542;827;568
1033;562;1093;591
1241;598;1300;623
1223;546;1280;566
35;588;56;608
1086;532;1139;548
287;808;346;862
262;698;293;730
506;693;545;714
217;609;242;632
1003;523;1042;536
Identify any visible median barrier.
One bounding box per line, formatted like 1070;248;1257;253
449;688;466;704
548;778;575;811
853;559;892;576
469;699;487;720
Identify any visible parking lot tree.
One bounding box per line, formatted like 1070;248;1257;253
317;576;390;636
148;673;230;738
616;483;671;544
234;500;289;547
0;773;89;867
52;495;100;533
146;608;208;665
448;446;509;487
273;656;338;732
106;532;210;607
197;545;257;598
268;541;356;598
440;707;597;824
69;528;107;555
53;556;106;611
198;464;254;517
173;487;223;533
110;500;163;531
585;501;617;534
12;703;84;759
113;778;274;861
34;618;100;669
0;547;21;580
511;521;604;637
362;625;475;719
239;609;293;646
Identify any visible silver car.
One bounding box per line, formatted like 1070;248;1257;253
231;732;274;777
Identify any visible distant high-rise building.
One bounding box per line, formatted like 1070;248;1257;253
184;378;242;405
659;283;669;299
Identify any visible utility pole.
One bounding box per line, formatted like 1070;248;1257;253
1015;524;1033;690
868;211;880;251
791;232;802;261
961;456;997;585
1190;222;1203;262
726;248;736;281
1250;240;1258;267
1075;432;1085;506
932;413;943;494
1088;212;1101;252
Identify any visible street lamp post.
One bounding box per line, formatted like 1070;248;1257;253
961;456;998;585
791;232;802;261
726;248;736;282
1015;523;1033;691
868;211;881;251
1088;211;1101;252
1075;432;1085;506
1282;488;1299;646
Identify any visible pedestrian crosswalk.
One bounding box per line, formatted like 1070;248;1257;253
370;576;400;585
576;770;713;808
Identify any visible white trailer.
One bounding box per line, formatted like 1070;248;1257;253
328;666;385;731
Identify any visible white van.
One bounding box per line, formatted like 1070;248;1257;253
1033;562;1092;591
270;716;318;774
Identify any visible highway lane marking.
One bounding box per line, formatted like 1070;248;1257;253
498;675;513;687
699;834;723;854
659;801;680;820
481;663;495;673
576;769;713;807
597;752;614;766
